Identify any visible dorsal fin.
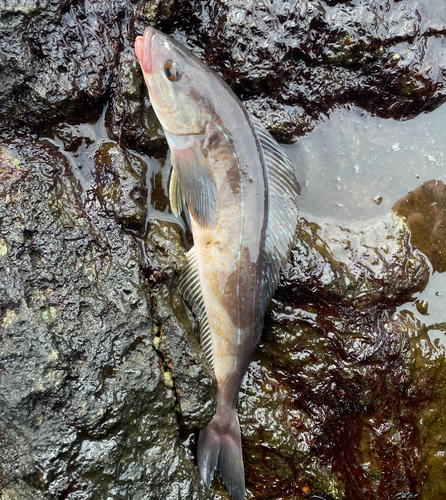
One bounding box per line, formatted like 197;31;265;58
250;114;300;314
178;247;215;371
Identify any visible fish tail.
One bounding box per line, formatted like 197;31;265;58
197;408;245;500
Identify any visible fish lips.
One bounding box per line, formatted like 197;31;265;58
135;26;155;74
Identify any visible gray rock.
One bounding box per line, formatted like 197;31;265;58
174;0;446;141
0;0;124;128
0;135;210;499
154;283;217;430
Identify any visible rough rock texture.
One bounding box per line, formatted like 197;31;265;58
0;0;169;153
153;282;217;430
0;135;211;499
0;0;125;127
171;0;446;140
1;0;446;499
2;0;445;143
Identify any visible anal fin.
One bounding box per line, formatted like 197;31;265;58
178;247;215;371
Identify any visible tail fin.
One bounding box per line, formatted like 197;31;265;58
197;409;245;500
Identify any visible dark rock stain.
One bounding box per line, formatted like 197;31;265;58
393;180;446;273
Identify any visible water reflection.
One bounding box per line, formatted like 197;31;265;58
283;104;446;223
42;107;185;232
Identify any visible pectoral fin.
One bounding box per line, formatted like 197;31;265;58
169;169;185;217
169;142;218;228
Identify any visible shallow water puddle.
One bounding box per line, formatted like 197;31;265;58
283;104;446;223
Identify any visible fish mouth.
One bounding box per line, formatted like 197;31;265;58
135;26;156;74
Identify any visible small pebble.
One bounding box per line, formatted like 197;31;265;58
163;371;174;389
153;336;161;350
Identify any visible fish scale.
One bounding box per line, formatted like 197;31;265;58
135;27;300;500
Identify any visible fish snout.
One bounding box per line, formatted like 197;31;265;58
135;27;154;74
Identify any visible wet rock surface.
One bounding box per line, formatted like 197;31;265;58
0;0;124;128
0;0;168;152
1;0;446;499
171;0;446;141
1;0;445;143
237;216;446;500
153;282;217;430
0;135;210;499
393;180;446;273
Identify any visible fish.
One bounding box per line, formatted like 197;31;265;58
135;27;300;499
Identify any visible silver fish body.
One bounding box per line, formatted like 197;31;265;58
135;27;299;500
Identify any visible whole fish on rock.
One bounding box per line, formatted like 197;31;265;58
135;27;300;499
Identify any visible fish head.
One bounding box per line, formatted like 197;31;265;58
135;27;209;137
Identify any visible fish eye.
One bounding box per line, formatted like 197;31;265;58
164;60;182;82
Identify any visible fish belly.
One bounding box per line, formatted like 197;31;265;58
192;170;265;396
